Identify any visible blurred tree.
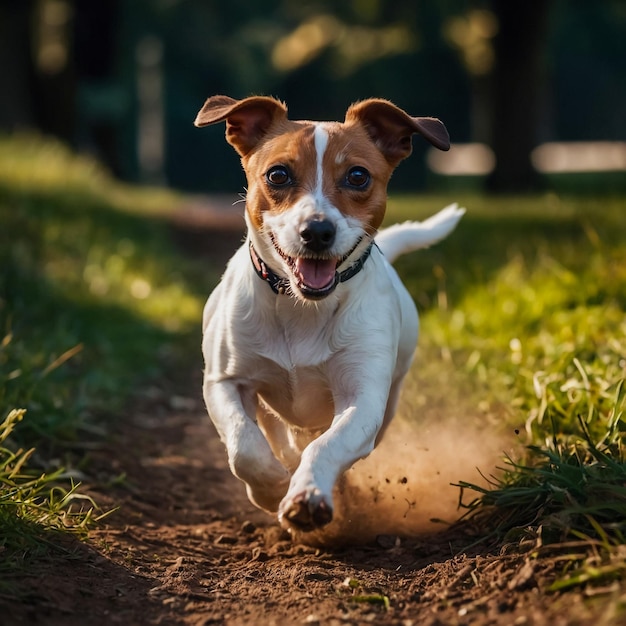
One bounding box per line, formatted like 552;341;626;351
74;0;123;176
0;0;76;142
486;0;552;191
0;0;120;174
549;0;626;142
0;1;38;132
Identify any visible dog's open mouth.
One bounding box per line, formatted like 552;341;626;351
268;235;338;298
282;251;339;298
292;257;338;296
269;234;369;299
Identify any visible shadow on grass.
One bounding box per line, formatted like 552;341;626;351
0;184;217;446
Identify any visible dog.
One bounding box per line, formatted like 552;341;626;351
195;95;464;532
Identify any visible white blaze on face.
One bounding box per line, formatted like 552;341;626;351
282;122;335;291
313;123;329;208
309;123;364;255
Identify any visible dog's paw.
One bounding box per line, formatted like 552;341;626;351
278;490;333;532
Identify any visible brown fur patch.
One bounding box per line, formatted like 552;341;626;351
243;120;395;234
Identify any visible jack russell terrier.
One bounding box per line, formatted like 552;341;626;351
195;95;464;532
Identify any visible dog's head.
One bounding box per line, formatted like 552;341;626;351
195;95;449;300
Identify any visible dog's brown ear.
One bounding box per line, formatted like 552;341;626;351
194;95;288;156
345;99;450;165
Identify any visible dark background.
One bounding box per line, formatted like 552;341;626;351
1;0;624;193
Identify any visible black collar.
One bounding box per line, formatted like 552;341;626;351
249;240;375;296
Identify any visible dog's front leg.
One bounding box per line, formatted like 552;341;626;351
203;379;290;512
278;366;394;531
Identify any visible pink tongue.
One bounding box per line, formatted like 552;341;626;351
295;258;336;290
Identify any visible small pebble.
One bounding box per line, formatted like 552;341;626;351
241;520;256;533
214;534;238;545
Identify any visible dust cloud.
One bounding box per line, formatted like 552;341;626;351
303;414;514;546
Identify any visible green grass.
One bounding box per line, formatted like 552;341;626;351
0;134;209;444
0;134;213;562
386;193;626;590
0;409;100;570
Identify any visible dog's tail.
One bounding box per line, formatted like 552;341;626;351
375;203;465;264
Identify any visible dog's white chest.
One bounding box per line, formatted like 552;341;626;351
255;310;337;428
266;296;339;367
259;364;334;430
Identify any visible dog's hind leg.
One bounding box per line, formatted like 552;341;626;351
203;380;290;512
256;403;308;474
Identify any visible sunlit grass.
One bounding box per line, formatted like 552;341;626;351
0;409;102;582
385;192;626;591
0;133;182;217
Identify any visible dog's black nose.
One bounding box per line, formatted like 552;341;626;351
300;219;335;252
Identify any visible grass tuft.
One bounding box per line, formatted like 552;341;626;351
0;409;99;567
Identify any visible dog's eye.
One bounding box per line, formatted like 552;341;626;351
266;165;291;187
345;167;370;189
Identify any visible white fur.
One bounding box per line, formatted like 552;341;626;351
313;123;328;197
202;203;464;531
376;203;465;263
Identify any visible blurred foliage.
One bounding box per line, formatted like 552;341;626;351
1;0;624;191
0;134;210;446
113;0;626;190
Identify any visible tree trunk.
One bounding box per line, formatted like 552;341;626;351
487;0;552;192
0;1;38;131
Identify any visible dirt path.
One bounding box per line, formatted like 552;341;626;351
5;390;607;626
3;208;617;626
